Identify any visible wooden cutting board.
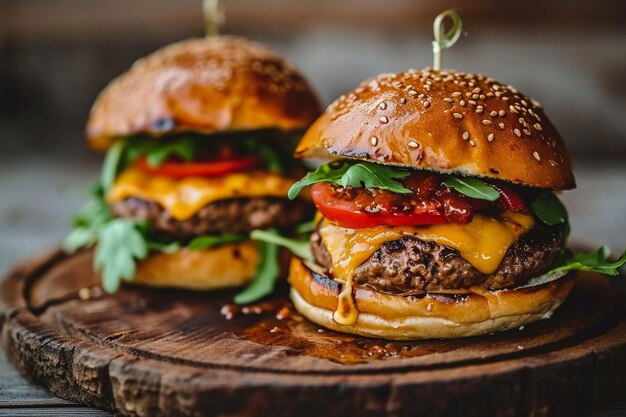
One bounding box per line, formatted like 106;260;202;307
1;249;625;417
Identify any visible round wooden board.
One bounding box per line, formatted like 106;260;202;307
1;249;626;417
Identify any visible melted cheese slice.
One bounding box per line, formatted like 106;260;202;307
318;211;535;325
107;167;296;221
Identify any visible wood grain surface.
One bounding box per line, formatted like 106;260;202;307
1;249;626;417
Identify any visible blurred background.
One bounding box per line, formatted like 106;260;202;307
1;0;625;275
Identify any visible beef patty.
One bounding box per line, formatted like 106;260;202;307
112;197;314;240
311;221;565;294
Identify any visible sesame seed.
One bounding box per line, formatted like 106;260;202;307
534;123;543;131
510;105;519;114
487;133;495;142
521;99;528;106
453;113;463;119
486;92;494;97
465;92;472;98
379;102;387;110
472;87;481;93
490;111;497;117
443;97;454;103
408;140;419;148
519;117;525;124
468;100;476;105
503;97;510;101
408;90;418;96
482;120;492;125
499;123;505;130
400;97;407;104
469;139;476;146
462;131;470;140
523;129;531;135
472;94;480;99
498;110;505;117
452;92;462;97
423;101;430;108
459;100;466;106
370;136;378;146
533;151;541;161
514;128;522;137
380;116;389;124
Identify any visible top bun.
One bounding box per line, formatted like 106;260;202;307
87;36;322;151
296;69;575;190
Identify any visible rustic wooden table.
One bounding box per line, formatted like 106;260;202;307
0;157;625;416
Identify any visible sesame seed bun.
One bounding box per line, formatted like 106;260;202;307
87;36;322;151
295;69;575;190
288;257;575;340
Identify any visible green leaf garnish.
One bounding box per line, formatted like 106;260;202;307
288;160;412;199
295;220;315;235
288;161;351;199
188;234;245;250
519;247;626;289
123;137;196;167
147;241;182;254
339;163;412;194
234;240;280;305
99;141;126;192
62;192;113;253
552;247;626;276
442;176;500;201
531;191;570;236
250;229;313;261
94;219;149;294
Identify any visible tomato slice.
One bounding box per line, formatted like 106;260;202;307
135;155;260;178
311;183;446;229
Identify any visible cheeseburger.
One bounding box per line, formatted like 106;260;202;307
64;36;321;295
287;68;625;340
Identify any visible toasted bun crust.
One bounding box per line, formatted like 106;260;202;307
87;36;322;151
132;242;259;290
296;69;575;190
288;258;575;340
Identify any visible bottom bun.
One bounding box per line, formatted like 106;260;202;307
132;242;260;290
288;258;575;340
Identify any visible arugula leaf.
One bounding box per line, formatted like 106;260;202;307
339;163;412;194
288;161;412;199
188;234;246;250
147;241;181;254
442;176;500;201
250;229;313;261
94;219;149;294
519;247;626;289
62;193;113;253
234;240;280;304
123;137;196;167
295;220;315;235
100;141;126;192
531;191;570;236
288;161;351;199
552;246;626;276
145;138;195;167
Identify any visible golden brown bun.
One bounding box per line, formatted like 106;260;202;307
296;69;575;190
132;242;259;290
87;36;322;151
288;258;575;340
